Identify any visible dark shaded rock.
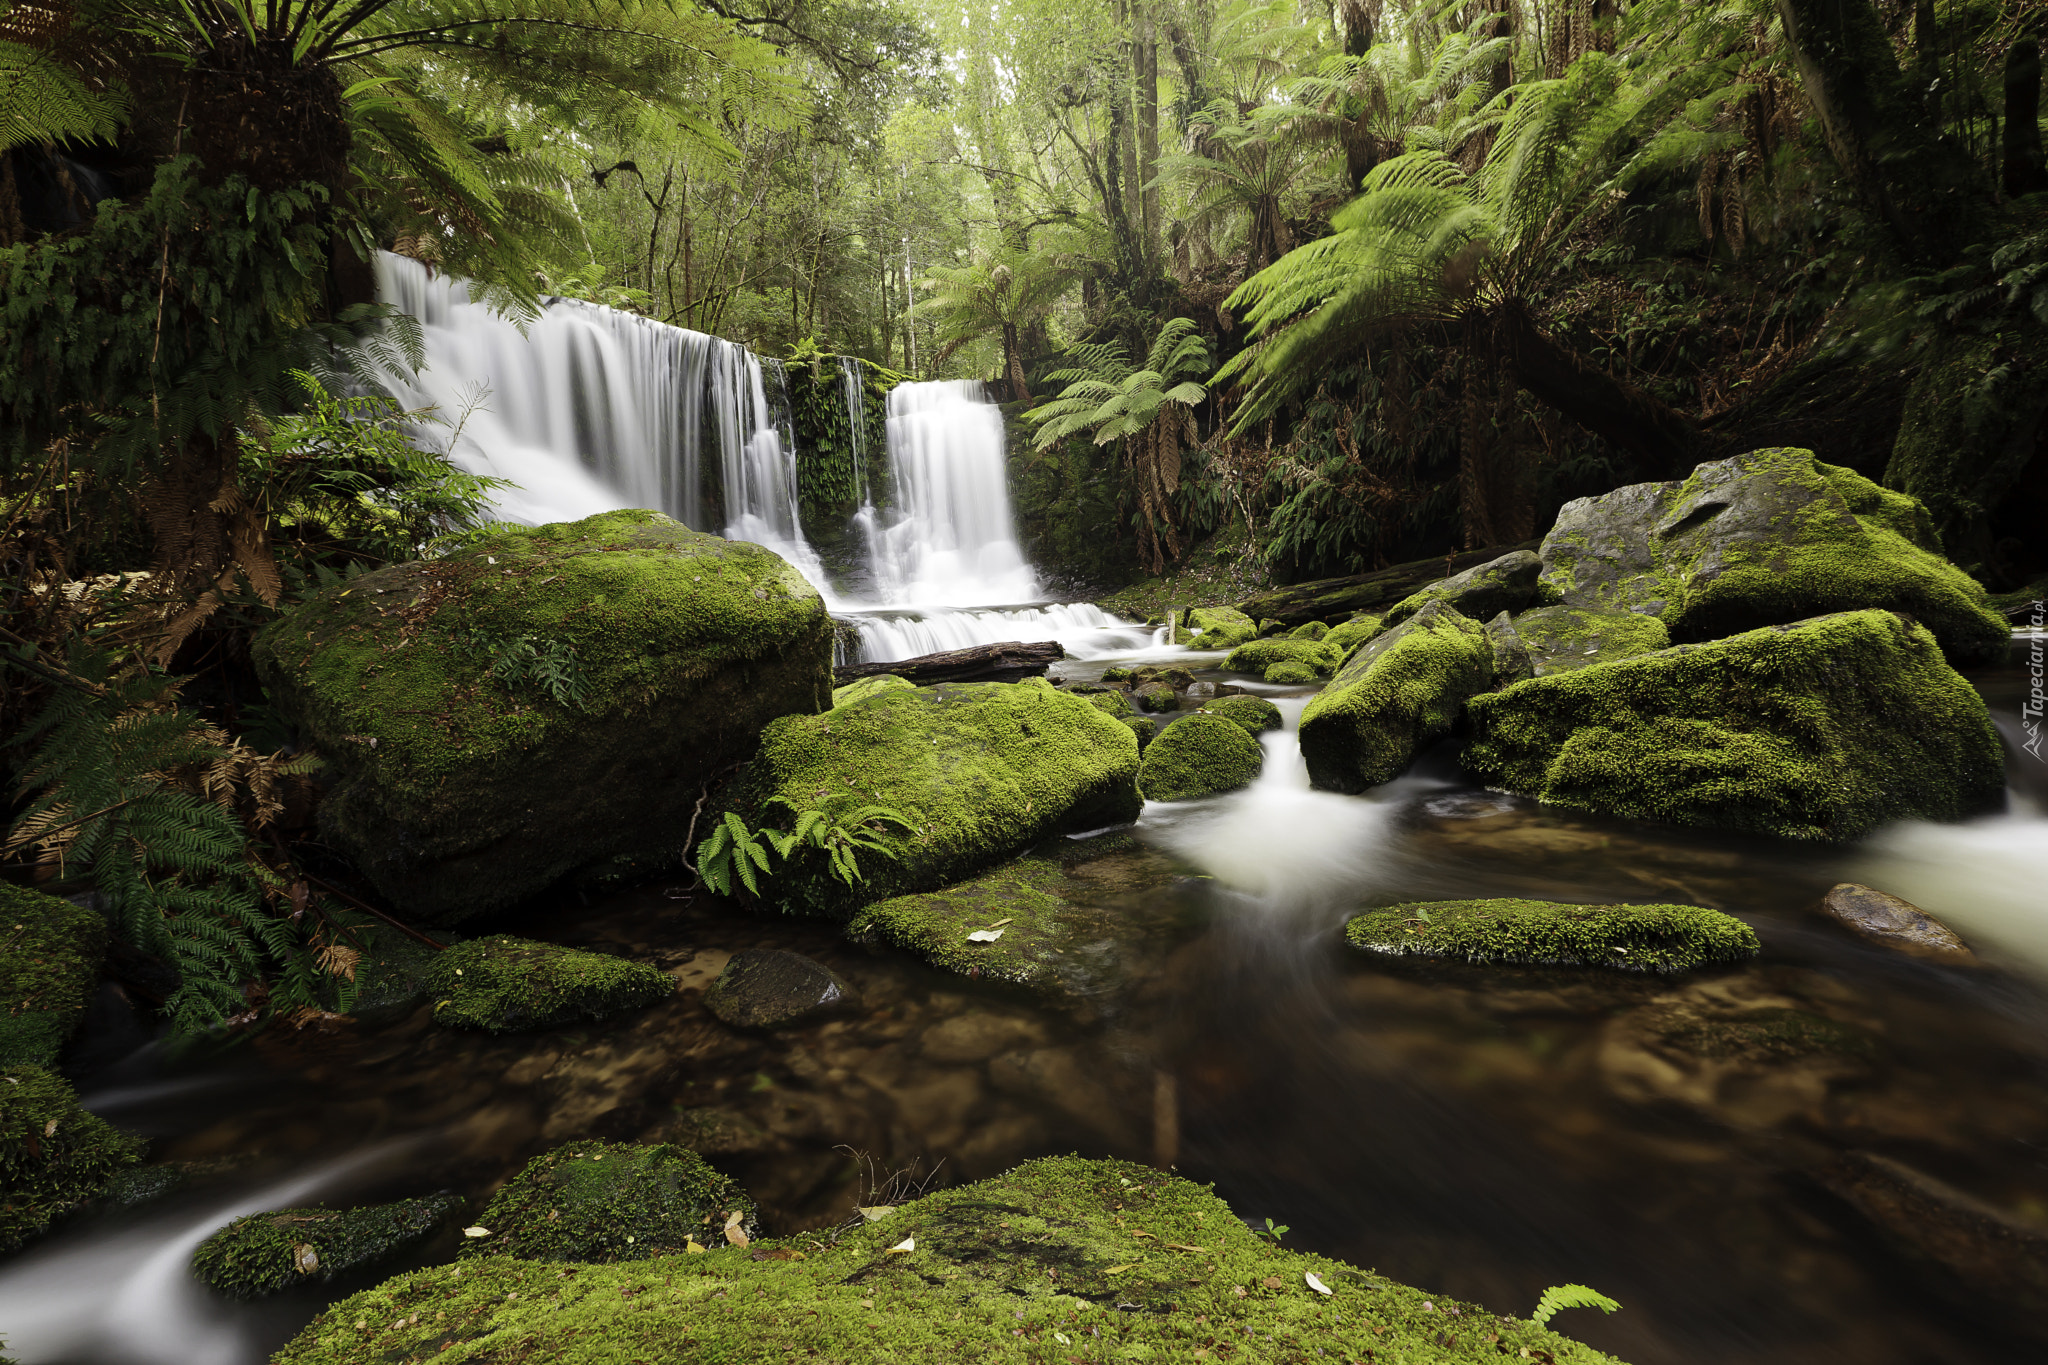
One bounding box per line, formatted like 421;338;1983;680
1510;603;1670;675
1381;550;1543;631
1484;611;1533;686
0;883;107;1067
1345;898;1760;974
0;1066;143;1252
1236;541;1541;626
458;1140;756;1263
1818;883;1975;961
1819;1151;2048;1318
425;936;675;1033
1138;713;1263;801
1300;601;1494;793
704;950;855;1029
192;1193;463;1299
832;640;1065;687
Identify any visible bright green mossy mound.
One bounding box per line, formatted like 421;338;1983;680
1181;605;1259;649
849;856;1072;992
192;1193;462;1299
720;679;1141;919
1381;550;1542;631
1199;694;1282;736
833;674;914;708
1288;620;1330;640
0;1065;143;1252
461;1141;756;1263
252;510;833;923
1264;661;1318;684
1463;610;2005;841
1511;604;1671;676
0;884;106;1067
1139;714;1263;801
1123;715;1157;750
1074;687;1132;719
1345;899;1760;974
1325;611;1385;656
1539;448;2007;660
1223;637;1341;677
1300;602;1495;794
274;1156;1628;1365
424;936;674;1033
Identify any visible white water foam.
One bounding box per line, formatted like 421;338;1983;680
1850;811;2048;975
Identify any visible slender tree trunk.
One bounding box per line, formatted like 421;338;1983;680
1494;299;1704;480
2005;39;2048;198
1003;322;1029;402
1137;4;1160;262
1339;0;1373;57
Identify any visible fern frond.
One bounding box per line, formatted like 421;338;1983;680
1531;1284;1621;1329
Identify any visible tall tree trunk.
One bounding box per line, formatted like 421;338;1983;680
1494;299;1705;481
2005;39;2048;198
1137;5;1160;262
1484;0;1515;102
1003;322;1029;402
183;39;347;191
1339;0;1374;57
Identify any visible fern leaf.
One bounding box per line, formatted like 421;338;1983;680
1531;1284;1620;1329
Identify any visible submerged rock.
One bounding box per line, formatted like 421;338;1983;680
1537;447;2008;659
1463;610;2005;841
1199;694;1282;737
191;1193;463;1299
0;1066;143;1252
704;950;855;1029
0;884;107;1067
1299;600;1494;793
276;1156;1627;1365
1819;1150;2048;1318
425;936;675;1033
1381;549;1543;631
1509;603;1670;675
1344;898;1760;974
459;1141;756;1263
1140;714;1262;802
1818;883;1975;961
252;510;833;923
720;679;1140;919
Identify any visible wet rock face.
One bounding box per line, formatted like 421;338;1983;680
1299;600;1494;793
1818;883;1975;961
1380;549;1543;631
191;1193;464;1298
705;950;856;1029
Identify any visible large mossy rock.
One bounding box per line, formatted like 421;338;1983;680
1180;605;1258;650
1345;898;1761;974
1138;713;1263;801
1510;604;1671;676
1463;610;2005;841
1222;637;1341;679
252;510;832;923
275;1156;1629;1365
0;1066;143;1252
424;936;675;1032
1299;601;1495;794
192;1193;463;1299
459;1141;756;1263
1199;694;1282;737
0;884;106;1068
1538;447;2007;660
722;679;1140;920
1380;549;1542;631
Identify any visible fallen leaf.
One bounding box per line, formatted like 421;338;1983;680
462;1227;491;1238
1166;1243;1206;1253
985;917;1015;930
966;929;1005;943
857;1205;895;1222
751;1249;805;1261
1055;1332;1071;1345
723;1211;750;1248
886;1236;915;1254
1104;1263;1135;1275
1306;1272;1332;1295
42;1119;56;1137
686;1239;706;1254
1131;1231;1157;1240
292;1243;319;1275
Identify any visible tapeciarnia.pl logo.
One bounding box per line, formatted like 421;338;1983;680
2026;601;2045;762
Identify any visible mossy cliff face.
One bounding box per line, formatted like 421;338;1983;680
191;1193;463;1299
461;1141;756;1263
723;679;1141;919
1538;447;2008;660
424;936;675;1033
1300;601;1495;794
0;1065;143;1252
1381;549;1542;631
1139;713;1264;802
274;1155;1628;1365
252;510;832;923
0;884;106;1068
1462;610;2005;841
1345;898;1761;974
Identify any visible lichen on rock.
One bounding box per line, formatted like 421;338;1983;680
1138;713;1263;801
191;1193;463;1299
459;1140;756;1263
0;884;107;1068
1299;600;1495;794
1345;898;1760;974
424;936;675;1033
0;1065;143;1252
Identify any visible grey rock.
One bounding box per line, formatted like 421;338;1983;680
1132;681;1180;713
1484;611;1533;686
1819;883;1975;961
1381;550;1542;631
704;950;856;1029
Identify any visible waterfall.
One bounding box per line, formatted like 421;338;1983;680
839;356;870;507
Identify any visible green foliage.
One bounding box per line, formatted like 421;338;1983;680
0;37;129;153
695;810;775;897
480;633;593;712
192;1193;464;1299
1531;1284;1622;1330
0;1065;145;1252
459;1140;756;1262
697;799;914;895
1027;317;1211;450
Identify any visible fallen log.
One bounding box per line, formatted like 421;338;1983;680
1235;541;1541;626
833;640;1067;686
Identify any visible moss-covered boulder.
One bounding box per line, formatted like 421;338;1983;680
1139;714;1263;802
1223;637;1341;678
1463;610;2005;841
1199;694;1282;737
275;1156;1629;1365
0;885;106;1068
1381;549;1543;631
1538;447;2008;659
849;857;1084;996
1263;661;1318;683
1122;715;1157;750
1345;898;1760;974
1131;680;1179;712
1510;604;1671;676
1181;605;1258;650
1325;611;1385;655
0;1065;143;1252
722;679;1140;920
425;936;675;1033
1287;620;1331;640
252;510;833;922
460;1141;756;1263
191;1193;462;1299
833;674;914;708
1072;686;1132;719
1300;601;1495;794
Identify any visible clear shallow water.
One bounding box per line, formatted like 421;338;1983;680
6;647;2047;1365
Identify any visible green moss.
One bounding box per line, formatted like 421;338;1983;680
1344;898;1759;974
1380;550;1542;631
0;884;106;1067
1199;695;1282;736
1462;610;2005;841
0;1065;143;1251
848;856;1075;992
1223;637;1341;677
1300;602;1495;794
425;936;674;1033
1324;611;1385;656
252;510;834;922
192;1193;462;1299
1183;605;1259;650
1287;620;1330;640
834;674;915;708
1884;332;2048;566
1509;605;1670;676
1264;661;1319;683
1122;715;1157;750
275;1155;1629;1365
1138;714;1263;802
461;1141;755;1263
1072;687;1132;719
723;679;1141;920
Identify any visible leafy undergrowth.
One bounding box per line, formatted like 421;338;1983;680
1097;522;1273;621
275;1156;1624;1364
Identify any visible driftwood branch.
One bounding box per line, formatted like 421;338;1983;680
833;640;1067;686
1235;542;1541;626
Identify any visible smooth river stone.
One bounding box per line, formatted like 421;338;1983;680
704;950;856;1028
1819;883;1975;962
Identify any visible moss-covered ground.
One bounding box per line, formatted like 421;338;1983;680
463;1141;756;1263
1345;899;1760;974
193;1193;464;1298
1139;713;1263;802
425;936;675;1032
0;883;107;1068
274;1155;1626;1365
0;1064;143;1251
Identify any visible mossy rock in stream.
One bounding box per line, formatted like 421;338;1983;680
192;1193;463;1299
1508;604;1671;676
833;674;914;708
251;510;833;923
1345;899;1760;974
1138;713;1262;802
275;1155;1631;1365
1223;636;1341;678
1380;549;1544;632
719;679;1141;920
0;883;107;1068
460;1141;756;1263
1462;610;2005;841
0;1065;143;1252
1181;604;1259;649
1325;611;1386;656
1199;694;1282;737
424;936;674;1033
1299;600;1496;794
